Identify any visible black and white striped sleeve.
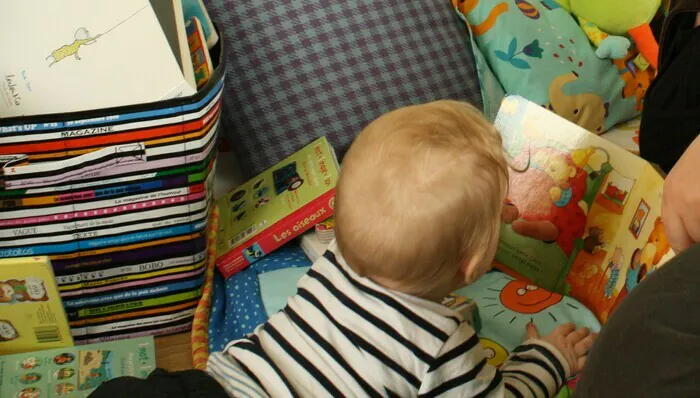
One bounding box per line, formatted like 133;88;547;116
499;340;570;397
418;322;569;397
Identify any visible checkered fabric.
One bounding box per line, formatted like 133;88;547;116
204;0;482;177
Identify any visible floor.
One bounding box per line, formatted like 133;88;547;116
154;332;194;371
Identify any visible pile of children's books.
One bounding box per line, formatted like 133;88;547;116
0;256;157;396
0;336;156;397
0;0;218;117
0;0;224;343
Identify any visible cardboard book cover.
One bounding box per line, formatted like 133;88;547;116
0;0;195;118
494;96;674;323
0;336;155;397
0;256;73;355
216;137;340;277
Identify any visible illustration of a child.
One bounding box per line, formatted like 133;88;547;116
605;248;624;299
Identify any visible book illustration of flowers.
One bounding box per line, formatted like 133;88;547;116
494;38;543;69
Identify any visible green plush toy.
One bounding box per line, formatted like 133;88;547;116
556;0;661;69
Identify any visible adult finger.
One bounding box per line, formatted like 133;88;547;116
574;333;596;356
526;322;540;339
512;220;559;242
662;197;693;254
576;355;587;373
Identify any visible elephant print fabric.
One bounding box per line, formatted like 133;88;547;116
452;0;645;133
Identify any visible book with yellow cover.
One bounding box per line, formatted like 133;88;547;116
0;257;73;355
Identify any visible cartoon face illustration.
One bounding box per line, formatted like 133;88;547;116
533;152;576;186
0;282;14;303
21;357;40;369
54;383;76;396
53;353;75;365
500;280;563;314
0;319;18;340
480;338;509;367
18;387;41;398
55;368;76;380
19;372;41;384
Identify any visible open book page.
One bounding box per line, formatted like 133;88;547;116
568;163;673;323
492;96;674;322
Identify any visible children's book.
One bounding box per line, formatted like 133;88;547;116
186;16;213;90
494;96;674;324
216;137;340;278
181;0;220;48
149;0;197;93
0;336;155;397
0;257;73;355
0;0;196;118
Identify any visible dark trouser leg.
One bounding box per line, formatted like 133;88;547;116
575;244;700;397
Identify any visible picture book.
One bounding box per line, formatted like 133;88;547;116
149;0;197;93
216;137;340;278
0;0;195;118
493;96;674;323
0;336;155;397
181;0;220;48
186;16;213;90
0;257;73;355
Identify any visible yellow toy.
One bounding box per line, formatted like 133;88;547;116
556;0;661;69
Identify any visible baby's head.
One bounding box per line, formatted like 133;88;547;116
335;100;508;301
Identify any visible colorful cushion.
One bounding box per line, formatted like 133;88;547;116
453;0;652;133
203;0;483;176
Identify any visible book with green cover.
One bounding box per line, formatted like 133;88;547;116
0;336;155;397
216;137;340;277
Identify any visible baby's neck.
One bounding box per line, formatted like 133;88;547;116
370;275;456;303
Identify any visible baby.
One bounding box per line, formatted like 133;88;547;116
93;101;595;397
206;101;595;397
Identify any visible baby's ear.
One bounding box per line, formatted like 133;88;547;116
459;254;486;285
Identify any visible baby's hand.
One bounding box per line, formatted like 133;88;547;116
526;322;596;376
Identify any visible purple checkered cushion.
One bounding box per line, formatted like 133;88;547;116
205;0;482;177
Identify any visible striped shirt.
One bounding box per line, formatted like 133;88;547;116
207;241;571;397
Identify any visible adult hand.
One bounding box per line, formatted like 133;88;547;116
502;201;559;242
662;135;700;253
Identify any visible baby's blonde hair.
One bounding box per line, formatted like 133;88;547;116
335;100;508;298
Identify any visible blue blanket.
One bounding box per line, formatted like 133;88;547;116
208;243;312;352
